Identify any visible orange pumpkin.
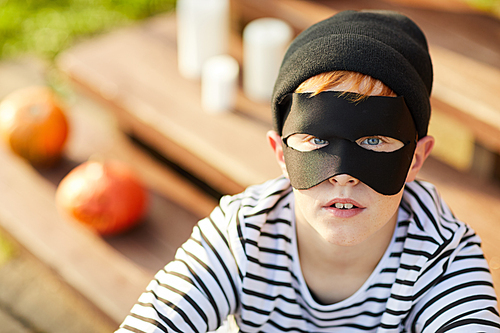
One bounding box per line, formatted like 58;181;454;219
55;160;148;235
0;86;69;167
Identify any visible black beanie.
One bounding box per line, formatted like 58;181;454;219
272;10;433;139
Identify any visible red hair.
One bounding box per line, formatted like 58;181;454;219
295;71;396;102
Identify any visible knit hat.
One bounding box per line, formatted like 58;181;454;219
272;10;433;139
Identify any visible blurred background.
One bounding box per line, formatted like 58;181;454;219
0;0;499;332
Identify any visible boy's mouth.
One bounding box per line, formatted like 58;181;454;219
324;199;364;217
326;198;364;210
332;203;357;209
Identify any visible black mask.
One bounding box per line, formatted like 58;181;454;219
280;92;417;195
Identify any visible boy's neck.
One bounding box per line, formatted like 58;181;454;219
296;215;396;268
295;210;398;304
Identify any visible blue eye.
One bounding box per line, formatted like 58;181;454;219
312;138;328;145
356;136;404;152
365;138;381;145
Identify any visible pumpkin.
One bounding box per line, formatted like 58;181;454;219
55;160;148;235
0;86;69;167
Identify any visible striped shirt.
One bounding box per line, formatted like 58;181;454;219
117;177;500;332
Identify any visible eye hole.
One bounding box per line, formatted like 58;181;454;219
356;136;404;152
286;134;329;152
365;137;381;145
311;137;328;145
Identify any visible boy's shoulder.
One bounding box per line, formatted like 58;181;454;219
210;176;294;240
219;176;293;214
403;179;456;225
401;179;477;252
204;177;295;266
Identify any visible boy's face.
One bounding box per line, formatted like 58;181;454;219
292;173;404;246
268;91;434;247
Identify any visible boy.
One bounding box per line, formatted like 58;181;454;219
116;10;500;332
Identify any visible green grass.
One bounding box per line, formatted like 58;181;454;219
0;0;176;61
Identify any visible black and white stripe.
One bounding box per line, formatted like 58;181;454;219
117;177;500;332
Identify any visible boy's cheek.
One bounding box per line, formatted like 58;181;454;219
404;136;435;183
267;130;290;178
405;155;419;183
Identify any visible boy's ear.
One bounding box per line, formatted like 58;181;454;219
406;135;435;183
267;130;289;178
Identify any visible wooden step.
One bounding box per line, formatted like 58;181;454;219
0;58;217;324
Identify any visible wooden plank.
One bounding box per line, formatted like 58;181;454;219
0;234;115;332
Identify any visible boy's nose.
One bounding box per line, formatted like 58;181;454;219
328;174;360;187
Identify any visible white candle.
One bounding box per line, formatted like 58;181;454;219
176;0;230;79
243;18;293;102
202;55;239;113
